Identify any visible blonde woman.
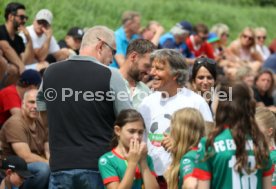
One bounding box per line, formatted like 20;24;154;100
165;108;205;189
227;27;263;72
255;107;276;189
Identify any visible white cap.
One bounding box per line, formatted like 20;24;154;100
35;9;53;25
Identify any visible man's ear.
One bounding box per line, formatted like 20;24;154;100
268;127;274;137
129;52;138;62
114;125;121;137
5;169;13;176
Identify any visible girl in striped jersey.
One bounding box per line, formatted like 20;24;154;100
165;108;205;189
98;109;159;189
255;107;276;188
194;82;274;189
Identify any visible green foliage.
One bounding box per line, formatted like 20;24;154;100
1;0;276;44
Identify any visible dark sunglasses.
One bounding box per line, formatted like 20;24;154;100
194;57;216;65
242;34;253;41
37;20;50;28
14;14;28;21
257;36;266;40
97;37;116;56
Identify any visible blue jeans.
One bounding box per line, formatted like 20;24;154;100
21;162;50;189
48;169;104;189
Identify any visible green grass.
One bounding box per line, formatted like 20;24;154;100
1;0;276;44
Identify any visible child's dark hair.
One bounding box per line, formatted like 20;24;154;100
110;109;145;148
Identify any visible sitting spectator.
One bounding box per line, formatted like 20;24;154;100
140;20;164;46
159;21;194;64
207;32;226;62
255;27;270;61
20;9;69;70
253;69;275;107
210;23;230;52
0;156;33;189
59;27;84;55
110;11;141;68
186;23;215;59
0;89;50;189
0;69;41;127
235;65;255;87
0;2;34;72
227;27;263;72
269;38;276;54
46;27;84;63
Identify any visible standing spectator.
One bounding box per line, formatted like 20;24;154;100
255;27;270;61
190;57;217;112
138;49;212;189
0;156;33;189
0;89;50;189
98;109;159;189
110;11;141;68
36;26;132;189
159;21;194;64
186;23;215;59
0;69;41;127
120;39;156;109
0;2;34;72
20;9;69;68
194;82;273;189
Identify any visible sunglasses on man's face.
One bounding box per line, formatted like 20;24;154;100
97;37;116;56
14;14;28;21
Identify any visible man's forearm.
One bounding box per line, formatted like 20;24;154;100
0;40;24;73
35;37;51;62
22;38;34;65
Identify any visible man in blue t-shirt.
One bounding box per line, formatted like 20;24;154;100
110;11;141;68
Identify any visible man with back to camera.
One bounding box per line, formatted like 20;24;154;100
36;25;132;189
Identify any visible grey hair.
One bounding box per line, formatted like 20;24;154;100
150;49;188;86
80;25;114;49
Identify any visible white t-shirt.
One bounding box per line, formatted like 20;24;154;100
138;87;213;175
20;25;60;63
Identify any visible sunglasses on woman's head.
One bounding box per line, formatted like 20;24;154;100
194;57;216;65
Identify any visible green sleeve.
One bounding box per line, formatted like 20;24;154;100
98;155;120;185
194;137;212;180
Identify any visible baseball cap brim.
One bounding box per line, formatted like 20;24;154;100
16;170;33;179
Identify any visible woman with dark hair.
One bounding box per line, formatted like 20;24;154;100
190;57;217;110
193;82;273;189
98;109;159;189
253;69;275;107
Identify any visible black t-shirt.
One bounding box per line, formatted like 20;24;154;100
0;25;25;56
253;87;274;106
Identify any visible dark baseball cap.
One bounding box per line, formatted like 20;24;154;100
67;27;84;40
1;156;33;179
19;69;41;87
